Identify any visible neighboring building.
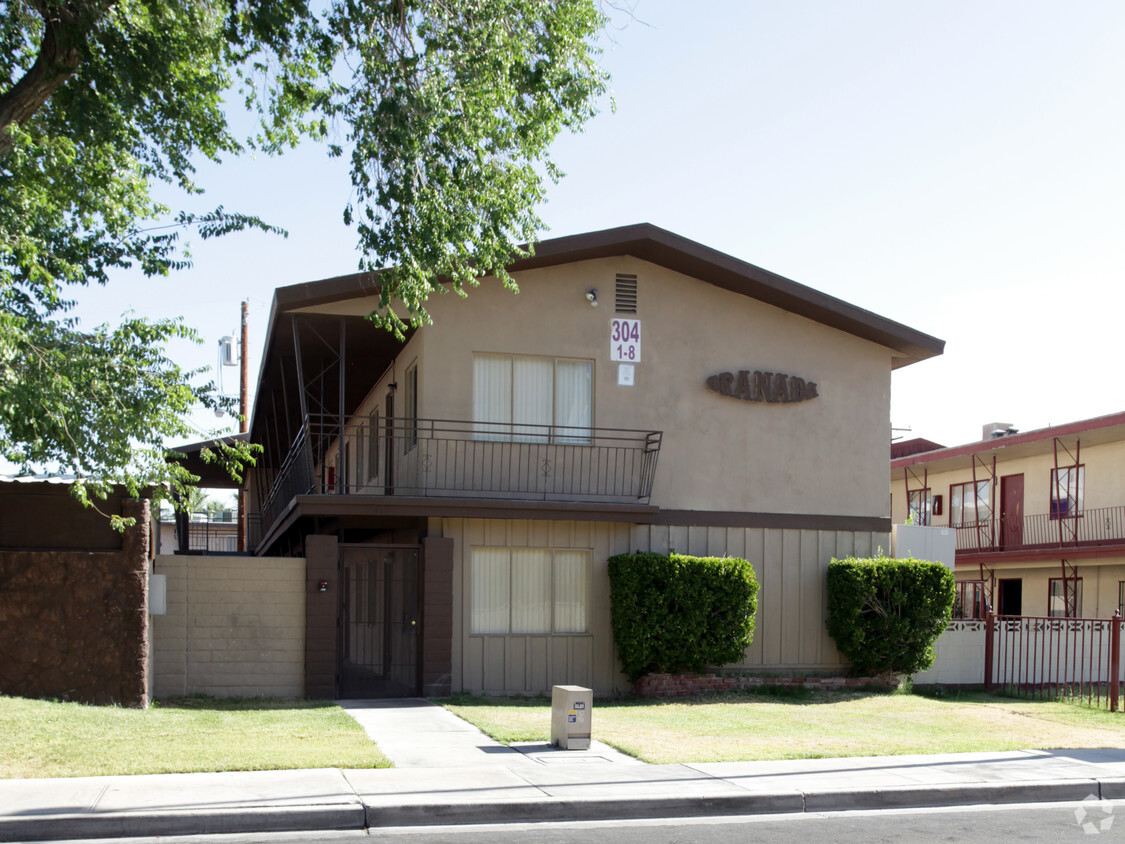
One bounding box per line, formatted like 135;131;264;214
242;223;943;698
157;505;240;555
891;412;1125;621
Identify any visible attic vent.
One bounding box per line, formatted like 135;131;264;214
615;274;638;313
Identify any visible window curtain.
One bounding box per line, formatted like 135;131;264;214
553;550;590;633
512;357;553;442
473;354;512;440
510;549;551;633
555;360;592;443
470;548;510;634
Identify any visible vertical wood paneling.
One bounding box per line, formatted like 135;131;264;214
668;525;689;553
762;529;783;664
529;637;548;691
485;520;507;546
464;634;484;692
572;520;592;549
743;528;765;666
550;521;572;548
650;524;671;554
529;521;550;546
706;527;728;557
854;531;873;558
509;519;529;547
687;525;707;556
837;530;855;559
798;530;820;665
570;637;592;688
549;637;569;688
483;637;506;690
629;524;649;552
780;529;801;664
725;526;746;560
506;636;526;691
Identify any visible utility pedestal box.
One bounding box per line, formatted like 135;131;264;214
550;685;592;750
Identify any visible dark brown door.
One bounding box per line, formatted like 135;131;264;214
338;545;420;698
1000;474;1024;549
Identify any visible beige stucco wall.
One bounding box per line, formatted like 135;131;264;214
304;256;897;518
152;555;306;698
440;517;887;696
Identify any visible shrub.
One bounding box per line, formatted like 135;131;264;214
826;555;955;677
608;552;758;681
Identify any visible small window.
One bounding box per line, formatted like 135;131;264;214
1050;465;1084;519
473;353;592;443
950;480;991;527
615;274;638;313
1048;577;1082;618
1118;581;1125;618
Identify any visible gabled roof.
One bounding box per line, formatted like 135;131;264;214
891;411;1125;473
250;223;945;439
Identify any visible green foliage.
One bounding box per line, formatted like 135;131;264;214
0;0;607;502
608;552;759;682
825;556;956;677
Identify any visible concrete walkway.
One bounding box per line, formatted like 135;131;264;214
3;698;1125;841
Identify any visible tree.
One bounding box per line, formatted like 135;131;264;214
0;0;609;507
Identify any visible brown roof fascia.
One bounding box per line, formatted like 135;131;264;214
262;223;944;368
891;410;1125;470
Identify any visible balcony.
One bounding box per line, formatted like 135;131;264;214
257;415;663;537
954;505;1125;554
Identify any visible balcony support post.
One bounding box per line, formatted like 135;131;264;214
338;317;346;495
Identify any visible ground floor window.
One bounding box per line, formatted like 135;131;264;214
1118;581;1124;618
470;547;590;635
1048;577;1082;618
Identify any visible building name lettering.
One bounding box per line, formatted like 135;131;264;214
705;370;818;404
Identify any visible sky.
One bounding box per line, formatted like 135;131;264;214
70;0;1125;452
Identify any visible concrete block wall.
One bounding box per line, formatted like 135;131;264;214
152;555;306;698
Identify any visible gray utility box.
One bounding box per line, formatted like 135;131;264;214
550;685;592;750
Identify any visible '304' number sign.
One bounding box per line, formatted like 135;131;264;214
610;319;641;362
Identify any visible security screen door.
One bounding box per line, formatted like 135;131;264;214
338;546;420;697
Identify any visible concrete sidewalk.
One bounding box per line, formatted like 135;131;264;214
3;699;1125;841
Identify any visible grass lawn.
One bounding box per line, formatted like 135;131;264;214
0;695;391;779
442;688;1125;764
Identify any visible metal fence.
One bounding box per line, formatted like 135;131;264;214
955;505;1125;552
984;612;1123;710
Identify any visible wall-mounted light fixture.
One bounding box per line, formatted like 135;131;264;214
585;289;599;307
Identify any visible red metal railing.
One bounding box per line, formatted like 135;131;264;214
984;611;1123;710
955;505;1125;552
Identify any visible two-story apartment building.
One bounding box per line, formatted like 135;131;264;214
892;412;1125;621
240;224;943;698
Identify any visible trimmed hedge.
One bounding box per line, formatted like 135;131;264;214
608;552;758;682
825;555;955;677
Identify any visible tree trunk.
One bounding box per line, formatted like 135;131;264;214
0;1;110;158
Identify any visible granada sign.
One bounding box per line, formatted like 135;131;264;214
706;369;818;404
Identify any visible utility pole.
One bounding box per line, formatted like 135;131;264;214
238;299;249;553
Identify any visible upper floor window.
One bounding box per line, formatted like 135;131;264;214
1050;466;1084;519
950;480;991;527
908;488;932;526
473;354;592;443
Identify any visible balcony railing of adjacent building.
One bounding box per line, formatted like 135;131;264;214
953;505;1125;553
256;415;663;537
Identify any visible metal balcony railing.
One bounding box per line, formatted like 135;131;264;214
256;415;663;541
954;505;1125;553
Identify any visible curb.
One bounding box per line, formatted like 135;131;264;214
1;779;1119;841
0;804;365;843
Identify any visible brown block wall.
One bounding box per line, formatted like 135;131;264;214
0;498;150;706
422;536;454;696
305;535;338;699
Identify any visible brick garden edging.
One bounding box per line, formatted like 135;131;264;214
633;672;900;698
